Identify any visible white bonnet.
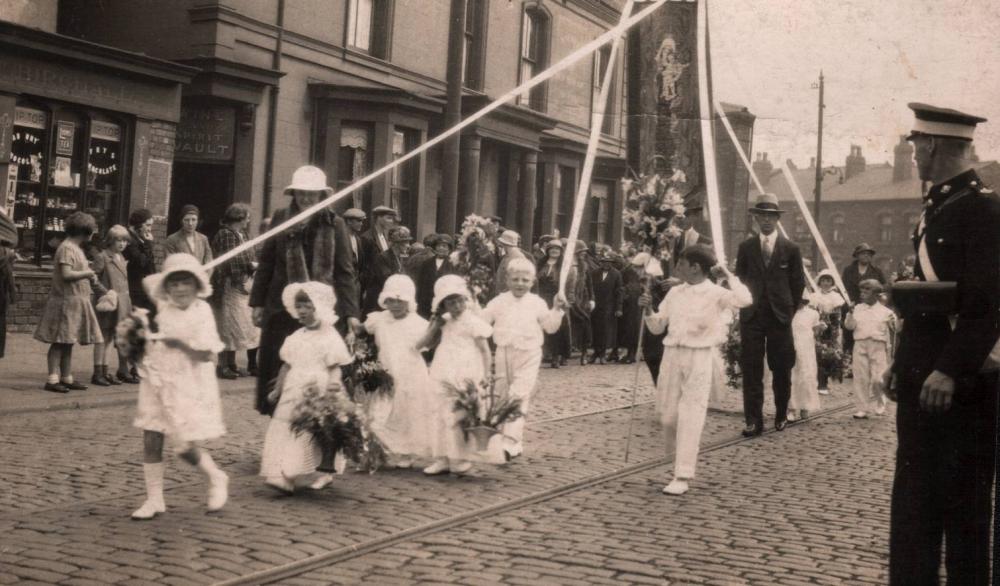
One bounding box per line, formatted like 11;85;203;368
378;274;417;312
431;274;471;314
143;253;213;303
281;281;338;326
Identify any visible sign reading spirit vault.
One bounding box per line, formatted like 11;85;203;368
175;106;235;162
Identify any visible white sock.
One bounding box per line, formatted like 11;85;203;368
143;463;165;505
47;374;59;384
196;452;222;478
60;375;74;384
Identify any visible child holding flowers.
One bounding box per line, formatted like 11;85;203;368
482;257;565;459
130;253;229;519
351;274;434;467
639;245;752;496
260;281;352;494
417;274;493;475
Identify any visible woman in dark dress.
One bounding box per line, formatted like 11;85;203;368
616;255;643;364
123;208;157;314
536;240;573;369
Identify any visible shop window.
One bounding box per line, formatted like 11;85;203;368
346;0;393;59
517;6;550;112
556;166;576;236
831;213;845;244
6;103;128;264
879;214;893;243
338;123;375;211
462;0;487;91
592;45;617;136
589;181;610;244
389;128;419;229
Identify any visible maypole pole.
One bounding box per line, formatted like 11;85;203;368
695;0;726;265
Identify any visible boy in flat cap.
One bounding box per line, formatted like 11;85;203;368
887;103;1000;586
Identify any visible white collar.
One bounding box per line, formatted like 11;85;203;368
759;231;777;246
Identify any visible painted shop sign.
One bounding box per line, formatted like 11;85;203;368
175;106;235;162
0;55;180;121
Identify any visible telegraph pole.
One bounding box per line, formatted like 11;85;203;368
812;70;825;267
439;0;467;234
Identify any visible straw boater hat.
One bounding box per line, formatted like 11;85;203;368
748;192;785;214
281;281;338;327
852;242;876;257
143;253;213;303
283;165;334;195
431;274;471;314
497;230;520;248
378;274;418;313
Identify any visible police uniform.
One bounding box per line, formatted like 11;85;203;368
889;104;1000;586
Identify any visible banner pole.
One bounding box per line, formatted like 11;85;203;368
695;0;726;265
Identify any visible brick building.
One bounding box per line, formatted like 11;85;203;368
749;137;997;276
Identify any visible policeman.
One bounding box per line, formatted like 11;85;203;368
886;103;1000;585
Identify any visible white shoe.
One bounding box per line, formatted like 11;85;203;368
786;411;798;422
207;471;229;511
309;473;334;490
818;388;830;396
265;476;295;495
131;499;165;520
423;459;449;475
394;457;413;469
662;479;690;495
449;460;472;475
853;411;869;419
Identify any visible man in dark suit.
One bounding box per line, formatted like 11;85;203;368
415;234;457;318
342;208;374;305
589;252;624;363
362;205;396;254
735;193;806;436
840;242;887;357
364;226;413;315
886;104;1000;586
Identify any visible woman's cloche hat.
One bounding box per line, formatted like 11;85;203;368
431;274;471;314
852;242;876;257
284;165;334;195
497;230;520;248
143;253;213;303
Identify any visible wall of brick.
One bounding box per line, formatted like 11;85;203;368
9;271;50;333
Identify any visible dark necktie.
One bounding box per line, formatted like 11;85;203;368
762;237;772;267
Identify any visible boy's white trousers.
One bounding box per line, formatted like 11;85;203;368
494;345;542;453
657;346;715;479
852;339;889;412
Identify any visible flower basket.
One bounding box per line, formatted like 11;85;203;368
343;336;394;399
289;385;388;474
465;425;498;452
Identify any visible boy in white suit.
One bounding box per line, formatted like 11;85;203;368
482;258;565;459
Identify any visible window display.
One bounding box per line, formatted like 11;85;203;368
7;104;128;264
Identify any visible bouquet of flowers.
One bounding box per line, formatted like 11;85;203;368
115;308;153;364
816;338;847;382
289;384;387;474
450;214;498;305
621;158;688;251
343;335;394;398
721;319;743;389
445;375;523;450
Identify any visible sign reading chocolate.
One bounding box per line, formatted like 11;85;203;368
175;106;235;162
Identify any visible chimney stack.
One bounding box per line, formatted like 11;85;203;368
893;135;913;182
845;144;866;180
752;152;773;187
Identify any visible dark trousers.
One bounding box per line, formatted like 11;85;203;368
739;307;795;428
570;310;592;354
889;371;998;586
591;310;617;355
544;316;571;362
255;311;301;416
643;334;665;385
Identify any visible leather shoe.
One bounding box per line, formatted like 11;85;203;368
775;420;788;432
63;381;88;391
43;382;70;393
741;424;762;438
216;367;239;380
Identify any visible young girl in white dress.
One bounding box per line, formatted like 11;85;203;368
788;296;825;422
131;253;229;519
260;281;352;494
417;274;493;475
353;274;434;467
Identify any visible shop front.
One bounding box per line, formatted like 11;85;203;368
0;22;194;265
0;21;194;328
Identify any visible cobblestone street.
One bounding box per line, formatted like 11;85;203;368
0;334;892;585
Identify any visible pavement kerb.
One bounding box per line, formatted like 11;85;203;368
216;401;856;586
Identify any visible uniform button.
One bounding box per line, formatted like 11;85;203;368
937;238;944;243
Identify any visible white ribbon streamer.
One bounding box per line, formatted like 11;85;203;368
714;102;823;294
781;163;853;303
695;0;726;265
206;0;674;272
558;1;634;297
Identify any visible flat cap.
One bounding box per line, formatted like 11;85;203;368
371;205;398;217
343;208;366;220
907;103;987;141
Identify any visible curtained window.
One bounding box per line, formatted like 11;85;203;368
346;0;393;59
517;6;550;112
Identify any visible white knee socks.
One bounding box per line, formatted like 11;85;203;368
131;463;165;519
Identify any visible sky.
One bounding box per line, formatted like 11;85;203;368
707;0;1000;169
